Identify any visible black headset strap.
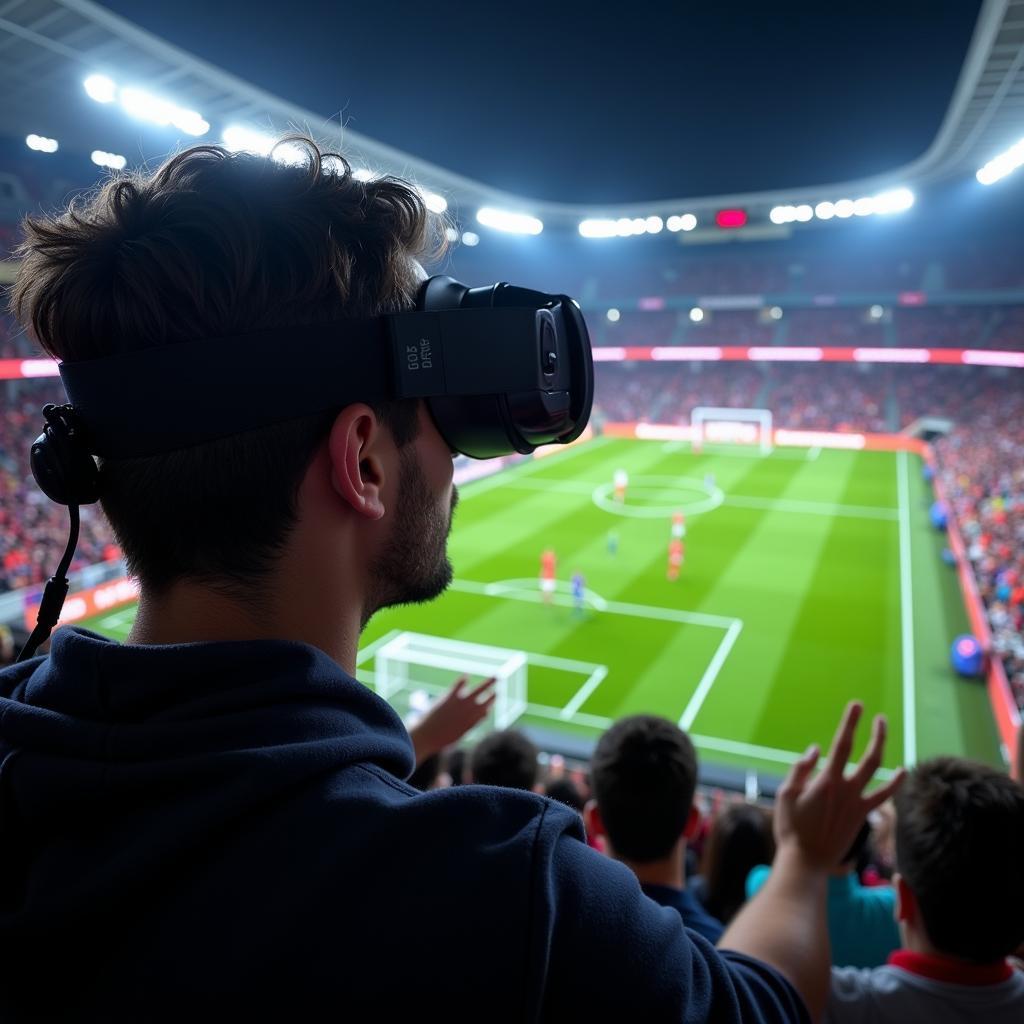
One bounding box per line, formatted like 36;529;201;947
60;321;394;458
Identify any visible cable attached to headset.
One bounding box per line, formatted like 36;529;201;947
16;505;80;663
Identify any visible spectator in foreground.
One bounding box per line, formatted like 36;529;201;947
695;802;776;925
544;776;585;813
826;757;1024;1022
587;714;725;943
1;136;902;1022
469;728;540;791
748;820;900;967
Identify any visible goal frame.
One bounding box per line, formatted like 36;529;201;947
691;406;774;455
374;631;528;730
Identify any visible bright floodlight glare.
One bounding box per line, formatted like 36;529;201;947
222;125;274;155
607;308;621;322
616;217;635;236
25;134;58;153
869;304;884;320
579;218;619;238
91;150;127;170
689;306;704;323
795;204;813;222
461;231;480;246
853;196;875;217
769;205;792;225
872;187;914;214
646;215;663;233
768;305;783;320
680;213;697;231
120;87;208;136
814;201;835;220
352;168;375;182
84;74;116;103
422;190;448;214
833;198;855;218
976;138;1024;185
631;217;647;234
666;215;681;232
444;226;459;242
476;207;543;235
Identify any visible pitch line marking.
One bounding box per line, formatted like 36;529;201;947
447;577;740;630
97;608;137;632
560;667;610;720
897;450;918;764
494;477;898;521
678;619;744;730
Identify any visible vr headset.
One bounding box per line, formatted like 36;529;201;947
19;275;594;660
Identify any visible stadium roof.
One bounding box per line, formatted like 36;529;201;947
0;0;1022;233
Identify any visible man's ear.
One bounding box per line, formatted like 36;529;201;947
327;405;387;521
683;804;701;841
894;872;915;925
584;799;605;839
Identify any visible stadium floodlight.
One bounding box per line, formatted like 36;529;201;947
769;205;792;224
222;125;304;165
421;189;448;214
475;207;543;235
84;74;116;103
461;231;480;246
853;196;875;217
645;215;663;233
976;139;1024;185
768;305;783;320
689;306;704;323
25;134;59;153
616;217;636;236
833;198;855;218
869;304;884;320
579;218;619;238
872;187;914;214
444;226;460;242
631;217;647;234
119;87;209;136
666;215;681;231
91;150;127;170
794;204;813;222
679;213;697;231
814;201;835;220
607;308;621;322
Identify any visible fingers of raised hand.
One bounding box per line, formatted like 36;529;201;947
848;714;887;790
468;676;498;701
825;701;863;779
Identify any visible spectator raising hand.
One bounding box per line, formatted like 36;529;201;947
721;702;905;1021
408;676;498;766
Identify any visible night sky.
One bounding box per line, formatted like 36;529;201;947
96;1;981;203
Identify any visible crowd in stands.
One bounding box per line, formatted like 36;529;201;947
406;695;1024;1021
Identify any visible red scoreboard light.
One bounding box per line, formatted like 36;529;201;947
715;208;748;228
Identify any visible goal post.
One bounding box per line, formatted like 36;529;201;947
374;632;528;731
691;406;774;455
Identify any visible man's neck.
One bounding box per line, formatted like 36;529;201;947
621;844;686;891
127;577;361;673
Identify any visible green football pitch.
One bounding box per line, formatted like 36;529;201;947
83;436;1005;778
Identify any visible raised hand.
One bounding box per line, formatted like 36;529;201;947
773;701;906;871
407;676;498;766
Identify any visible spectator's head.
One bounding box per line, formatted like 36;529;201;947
470;730;539;791
11;138;452;625
894;757;1024;963
587;715;700;864
699;803;775;925
544;777;584;814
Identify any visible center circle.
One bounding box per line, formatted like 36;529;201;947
591;475;725;519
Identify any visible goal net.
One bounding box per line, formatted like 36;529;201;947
373;632;528;732
691;406;773;455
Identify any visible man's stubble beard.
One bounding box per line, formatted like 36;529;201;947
362;447;457;628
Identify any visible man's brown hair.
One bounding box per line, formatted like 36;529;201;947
10;137;443;595
895;756;1024;962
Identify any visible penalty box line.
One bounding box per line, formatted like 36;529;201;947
446;578;742;725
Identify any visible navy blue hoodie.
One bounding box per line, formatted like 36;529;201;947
0;628;807;1022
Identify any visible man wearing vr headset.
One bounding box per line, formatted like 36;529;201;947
0;138;899;1022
